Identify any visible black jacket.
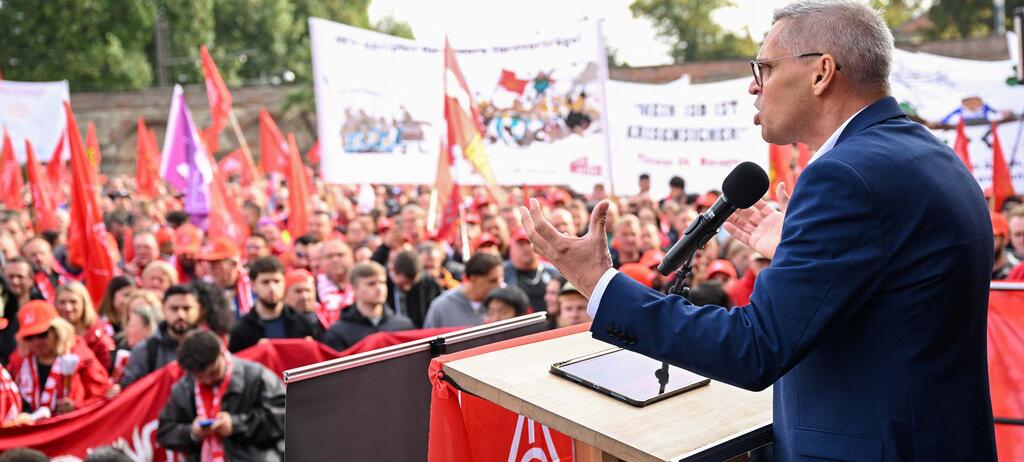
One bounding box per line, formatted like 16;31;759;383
157;356;285;462
121;322;182;388
0;275;19;365
322;305;415;351
387;275;443;328
227;305;322;353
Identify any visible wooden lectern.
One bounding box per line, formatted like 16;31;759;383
443;331;773;461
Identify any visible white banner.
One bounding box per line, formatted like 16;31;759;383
890;48;1024;192
0;80;70;163
606;78;767;198
310;18;610;189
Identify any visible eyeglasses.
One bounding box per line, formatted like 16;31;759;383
750;52;840;87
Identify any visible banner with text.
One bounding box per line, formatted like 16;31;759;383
607;78;765;198
0;80;69;164
310;17;610;189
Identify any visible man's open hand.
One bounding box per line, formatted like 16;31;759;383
521;198;612;298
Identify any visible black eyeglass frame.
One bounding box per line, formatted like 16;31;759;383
750;52;841;87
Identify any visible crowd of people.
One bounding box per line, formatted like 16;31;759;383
0;159;1018;459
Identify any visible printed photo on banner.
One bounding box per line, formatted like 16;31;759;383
309;17;610;188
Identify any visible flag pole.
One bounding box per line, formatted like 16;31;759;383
228;108;259;180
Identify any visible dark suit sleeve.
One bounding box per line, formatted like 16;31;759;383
592;159;887;390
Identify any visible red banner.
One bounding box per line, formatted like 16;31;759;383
989;288;1024;461
0;330;451;459
428;324;588;461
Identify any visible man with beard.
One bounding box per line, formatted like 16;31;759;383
228;257;320;353
120;284;203;387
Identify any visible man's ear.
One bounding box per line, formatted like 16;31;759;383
811;55;839;96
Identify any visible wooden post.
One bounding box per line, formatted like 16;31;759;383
228;108;259;181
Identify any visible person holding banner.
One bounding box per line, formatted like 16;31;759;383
521;1;996;460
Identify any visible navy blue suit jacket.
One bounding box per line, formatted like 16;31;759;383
592;97;997;461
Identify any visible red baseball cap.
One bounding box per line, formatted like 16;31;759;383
707;259;738;279
620;263;656;288
198;237;241;261
156;227;176;246
377;217;395;234
511;228;530;243
471;232;500;251
285;269;314;290
17;301;58;340
175;224;203;255
639;249;665;269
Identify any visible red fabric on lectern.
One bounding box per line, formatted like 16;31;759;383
427;323;588;461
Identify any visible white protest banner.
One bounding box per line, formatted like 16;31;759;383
0;80;70;163
310;18;610;189
606;78;767;198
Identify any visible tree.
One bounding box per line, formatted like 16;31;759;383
0;0;155;90
374;15;415;40
869;0;925;29
629;0;758;63
926;0;1023;38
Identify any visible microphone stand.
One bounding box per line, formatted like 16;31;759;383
655;256;695;394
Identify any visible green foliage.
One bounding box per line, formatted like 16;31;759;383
0;0;156;90
926;0;1024;38
0;0;415;90
629;0;758;63
868;0;925;29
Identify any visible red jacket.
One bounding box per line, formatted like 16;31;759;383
82;320;116;372
7;337;111;413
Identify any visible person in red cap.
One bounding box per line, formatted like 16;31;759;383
198;237;253;318
471;232;502;257
992;211;1014;280
7;301;112;416
283;269;319;320
707;259;738;284
504;229;560;313
171;224;203;284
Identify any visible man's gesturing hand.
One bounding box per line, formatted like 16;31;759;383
723;182;789;260
520;198;612;298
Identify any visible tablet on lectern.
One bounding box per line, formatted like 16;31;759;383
550;348;710;407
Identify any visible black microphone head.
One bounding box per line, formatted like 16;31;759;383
722;162;770;209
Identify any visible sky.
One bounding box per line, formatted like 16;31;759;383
367;0;797;67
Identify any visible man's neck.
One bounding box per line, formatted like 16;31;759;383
16;292;30;308
355;301;383;319
462;286;484;303
256;302;284;320
803;94;886;152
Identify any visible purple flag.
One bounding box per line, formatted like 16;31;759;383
160;85;213;224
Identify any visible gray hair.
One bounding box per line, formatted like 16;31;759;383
773;0;893;93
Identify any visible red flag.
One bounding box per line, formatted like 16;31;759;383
136;118;159;198
953;118;974;172
286;133;311;239
200;45;233;153
25;140;59;232
259;109;289;175
444;38;506;205
47;132;67;205
306;140;320;166
498;69;529;94
0;131;25;210
218;149;254;185
122;225;134;264
991;122;1016;211
65;101;119;305
768;144;796;201
433;140;461;242
204;165;250;244
85;122;102;170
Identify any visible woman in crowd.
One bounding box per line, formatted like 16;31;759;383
55;282;116;372
141;261;179;298
109;290;164;384
7;301;111;416
97;275;137;340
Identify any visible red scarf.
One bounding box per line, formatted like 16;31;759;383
236;274;254;317
16;353;79;412
194;354;233;462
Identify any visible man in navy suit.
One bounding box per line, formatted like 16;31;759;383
521;1;997;460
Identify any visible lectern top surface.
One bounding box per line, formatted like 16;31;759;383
442;331;772;462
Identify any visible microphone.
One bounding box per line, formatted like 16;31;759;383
657;162;770;276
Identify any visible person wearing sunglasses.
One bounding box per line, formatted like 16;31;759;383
521;1;996;461
5;301;112;417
